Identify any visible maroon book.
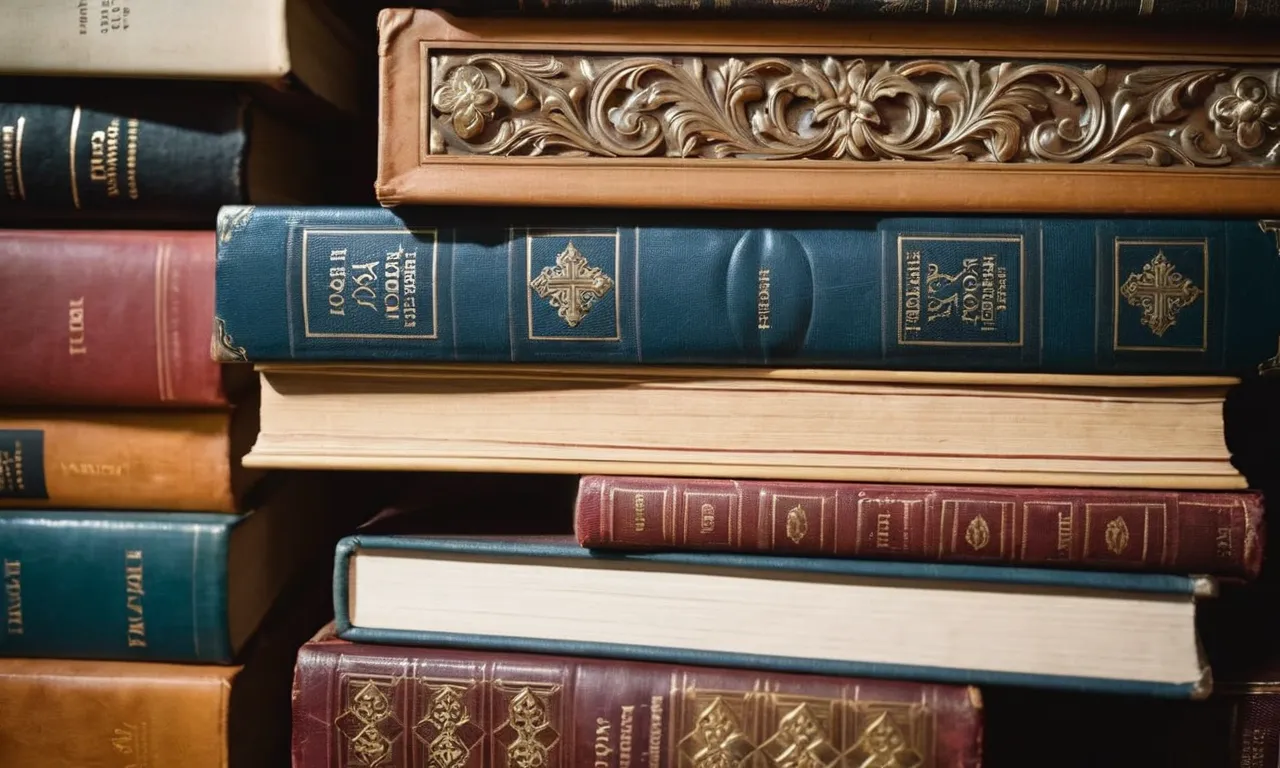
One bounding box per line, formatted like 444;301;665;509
575;476;1265;579
293;637;983;768
0;229;238;407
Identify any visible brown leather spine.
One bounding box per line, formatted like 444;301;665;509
378;9;1280;215
292;639;983;768
0;410;243;512
0;229;231;407
0;657;236;766
576;475;1266;579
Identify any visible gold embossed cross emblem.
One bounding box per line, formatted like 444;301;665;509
530;241;614;328
1119;251;1202;337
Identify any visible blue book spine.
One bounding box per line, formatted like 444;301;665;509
0;510;234;663
214;206;1280;375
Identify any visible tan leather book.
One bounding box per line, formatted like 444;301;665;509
0;406;259;512
377;9;1280;214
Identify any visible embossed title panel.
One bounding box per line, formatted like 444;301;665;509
377;10;1280;213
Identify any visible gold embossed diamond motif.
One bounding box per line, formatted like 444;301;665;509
844;711;924;768
1119;251;1202;337
414;682;484;768
495;686;559;768
758;703;841;768
685;697;755;768
529;241;614;328
335;679;404;768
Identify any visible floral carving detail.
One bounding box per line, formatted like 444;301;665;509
1209;74;1280;151
433;64;500;140
429;52;1280;168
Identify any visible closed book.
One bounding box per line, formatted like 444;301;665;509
334;535;1216;697
213;205;1280;376
293;637;983;768
0;407;258;512
575;476;1267;579
418;0;1280;19
0;81;340;219
0;471;377;663
378;10;1280;214
0;228;243;408
0;0;362;114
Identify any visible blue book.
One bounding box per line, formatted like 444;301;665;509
0;473;374;663
334;535;1215;698
215;205;1280;375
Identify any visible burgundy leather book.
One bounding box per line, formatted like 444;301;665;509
293;637;983;768
575;476;1265;579
0;229;239;407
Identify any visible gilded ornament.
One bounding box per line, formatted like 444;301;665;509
210;316;248;362
846;711;924;768
335;680;404;768
786;504;809;543
1119;251;1202;337
689;697;754;768
529;241;614;327
964;515;991;552
216;205;254;244
1104;517;1131;555
429;52;1280;167
415;683;481;768
766;704;839;768
502;687;557;768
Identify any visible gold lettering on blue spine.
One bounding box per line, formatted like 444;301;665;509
525;230;621;341
896;235;1023;347
301;229;439;340
1112;239;1208;352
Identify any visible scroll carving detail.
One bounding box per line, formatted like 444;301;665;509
428;53;1280;167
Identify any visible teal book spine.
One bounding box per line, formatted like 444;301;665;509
214;205;1280;376
0;510;234;663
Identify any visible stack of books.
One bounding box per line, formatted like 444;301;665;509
209;4;1280;768
0;2;382;766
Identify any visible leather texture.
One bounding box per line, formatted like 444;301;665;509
422;0;1280;19
0;229;231;407
575;476;1266;579
0;410;243;511
0;509;235;662
292;639;983;768
0;91;245;213
215;205;1280;375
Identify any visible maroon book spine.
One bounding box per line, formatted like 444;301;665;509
0;229;228;407
575;476;1265;579
292;639;983;768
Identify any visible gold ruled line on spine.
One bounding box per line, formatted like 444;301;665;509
68;106;81;209
944;0;957;13
1044;0;1059;15
1234;0;1248;17
14;116;25;200
1139;0;1154;13
154;242;173;402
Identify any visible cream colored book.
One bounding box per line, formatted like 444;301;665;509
3;0;361;113
246;364;1244;489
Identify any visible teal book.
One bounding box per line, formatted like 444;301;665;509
214;206;1280;376
334;535;1215;698
0;473;378;663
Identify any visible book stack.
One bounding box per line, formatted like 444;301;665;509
0;3;384;766
204;3;1280;767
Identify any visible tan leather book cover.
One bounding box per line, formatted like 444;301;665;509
377;9;1280;214
0;407;258;513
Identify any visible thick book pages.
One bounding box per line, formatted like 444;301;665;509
377;10;1280;214
0;408;259;512
214;206;1280;376
0;472;377;662
421;0;1280;20
293;639;984;768
335;535;1215;697
248;365;1244;490
575;476;1267;579
0;229;236;407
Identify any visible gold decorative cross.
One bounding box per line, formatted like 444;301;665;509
1119;251;1202;337
530;241;614;328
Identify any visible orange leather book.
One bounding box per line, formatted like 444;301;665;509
0;407;258;512
377;9;1280;214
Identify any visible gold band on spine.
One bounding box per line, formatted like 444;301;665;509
68;106;81;209
13;116;25;200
